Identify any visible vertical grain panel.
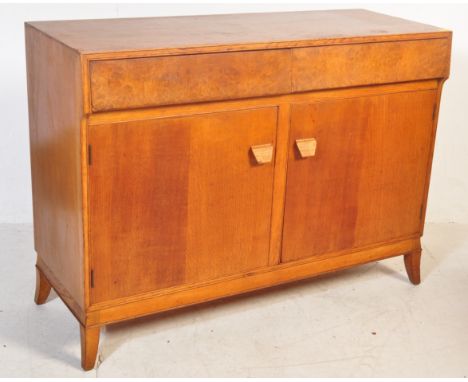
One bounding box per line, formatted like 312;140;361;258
88;107;277;303
88;121;191;302
25;26;85;311
282;90;437;262
185;108;277;282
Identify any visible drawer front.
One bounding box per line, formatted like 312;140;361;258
292;38;451;92
90;50;290;112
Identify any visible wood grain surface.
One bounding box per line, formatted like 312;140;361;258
90;50;290;111
282;90;437;262
88;107;277;303
292;38;451;91
26;9;448;55
24;10;452;370
25;25;85;311
85;238;421;326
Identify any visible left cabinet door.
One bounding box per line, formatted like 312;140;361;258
88;107;278;304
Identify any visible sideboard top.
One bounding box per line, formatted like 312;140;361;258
26;9;450;56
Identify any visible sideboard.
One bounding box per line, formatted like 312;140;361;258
25;9;451;370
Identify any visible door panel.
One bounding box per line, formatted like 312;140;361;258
89;107;277;303
282;90;436;263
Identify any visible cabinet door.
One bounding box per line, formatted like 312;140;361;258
88;107;277;303
282;90;437;263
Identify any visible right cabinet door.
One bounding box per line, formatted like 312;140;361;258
281;90;437;263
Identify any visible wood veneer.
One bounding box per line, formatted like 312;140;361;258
88;108;277;303
89;50;290;112
25;9;451;371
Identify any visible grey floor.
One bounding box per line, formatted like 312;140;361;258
0;223;467;377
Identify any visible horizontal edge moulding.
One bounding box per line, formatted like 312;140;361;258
80;33;452;60
84;236;420;326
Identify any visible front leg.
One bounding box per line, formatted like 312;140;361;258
80;324;101;371
404;248;422;285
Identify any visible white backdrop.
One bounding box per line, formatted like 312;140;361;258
1;3;467;223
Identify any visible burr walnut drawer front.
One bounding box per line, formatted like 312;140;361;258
291;38;451;92
89;49;290;112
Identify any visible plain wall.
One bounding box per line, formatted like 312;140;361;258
1;3;467;223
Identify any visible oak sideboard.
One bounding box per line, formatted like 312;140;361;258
25;9;451;370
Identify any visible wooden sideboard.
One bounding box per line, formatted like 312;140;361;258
25;9;451;370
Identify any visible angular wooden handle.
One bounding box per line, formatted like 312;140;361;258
251;143;274;164
296;138;317;158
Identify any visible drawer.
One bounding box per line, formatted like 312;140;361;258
292;38;451;92
90;50;290;112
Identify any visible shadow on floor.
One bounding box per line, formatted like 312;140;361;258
99;225;468;367
8;224;466;372
99;259;403;365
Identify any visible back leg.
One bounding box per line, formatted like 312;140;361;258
404;248;422;285
34;266;52;304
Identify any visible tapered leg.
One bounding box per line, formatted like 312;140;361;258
34;266;52;305
80;324;100;371
404;248;422;285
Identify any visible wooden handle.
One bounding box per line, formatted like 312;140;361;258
296;138;317;158
251;143;274;164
